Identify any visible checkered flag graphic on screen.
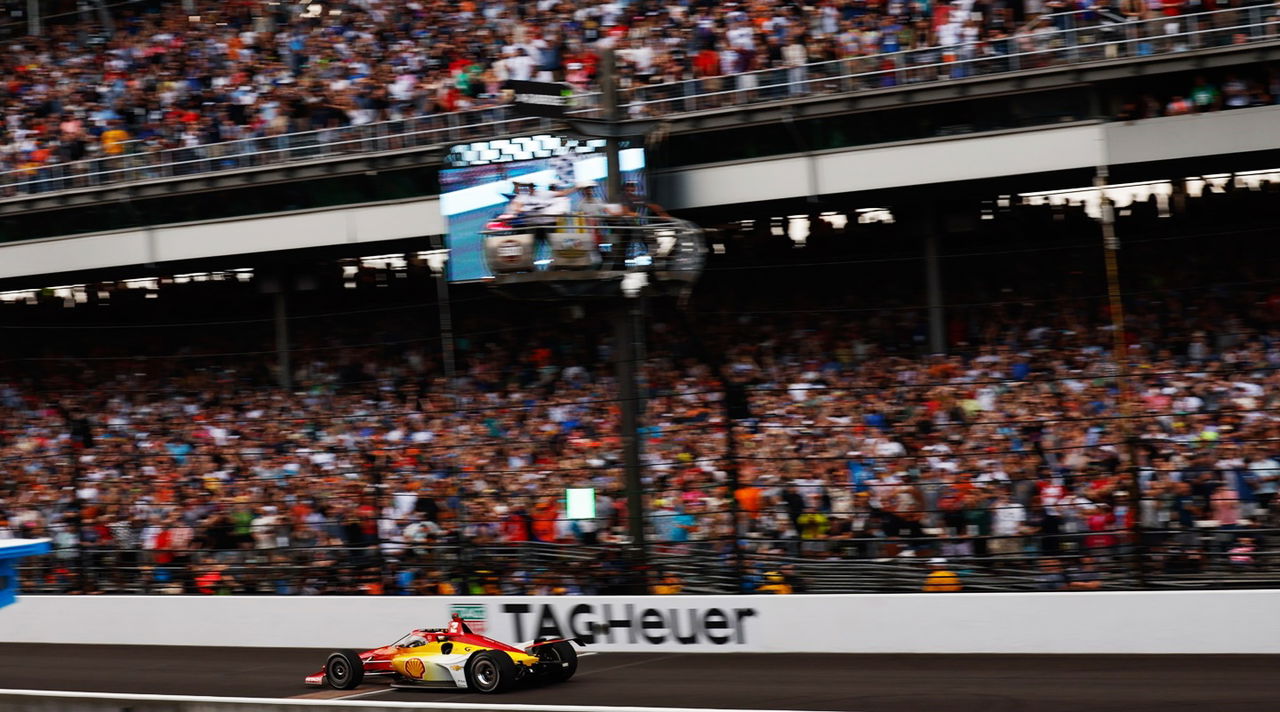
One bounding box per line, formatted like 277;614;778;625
550;155;577;186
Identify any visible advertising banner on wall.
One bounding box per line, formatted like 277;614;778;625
508;80;574;118
8;592;1280;654
447;599;760;649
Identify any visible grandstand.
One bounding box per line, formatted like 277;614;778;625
1;0;1280;598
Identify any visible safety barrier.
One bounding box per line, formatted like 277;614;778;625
1;591;1277;654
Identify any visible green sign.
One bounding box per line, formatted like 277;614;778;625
450;603;487;633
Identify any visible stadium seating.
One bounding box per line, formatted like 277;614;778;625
5;181;1280;594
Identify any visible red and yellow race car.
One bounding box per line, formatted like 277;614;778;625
304;615;581;694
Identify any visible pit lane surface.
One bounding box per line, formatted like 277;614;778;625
0;644;1273;712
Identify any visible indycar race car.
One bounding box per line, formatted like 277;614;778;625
304;614;581;693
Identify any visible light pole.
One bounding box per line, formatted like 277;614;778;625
722;371;750;593
424;247;465;586
26;0;39;36
424;249;456;392
484;54;703;593
615;274;650;591
1096;166;1145;587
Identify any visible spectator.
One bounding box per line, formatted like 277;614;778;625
100;121;132;158
990;492;1027;557
1189;76;1222;112
651;572;684;594
1166;95;1194;115
1067;556;1104;590
756;571;794;594
1035;558;1069;591
1228;537;1257;568
6;0;1265;186
7;181;1280;595
923;558;962;592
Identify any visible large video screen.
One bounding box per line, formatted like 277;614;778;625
440;135;646;282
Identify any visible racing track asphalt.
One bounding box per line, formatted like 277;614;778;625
0;644;1274;712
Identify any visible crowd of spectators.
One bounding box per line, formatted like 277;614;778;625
1117;69;1280;119
3;179;1280;595
1;0;1276;180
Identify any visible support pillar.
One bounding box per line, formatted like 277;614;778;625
26;0;39;36
435;268;456;389
723;375;748;593
925;230;945;354
600;48;623;204
92;0;113;33
274;292;290;390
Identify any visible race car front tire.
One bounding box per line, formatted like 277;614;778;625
536;641;578;683
325;650;365;690
466;650;517;693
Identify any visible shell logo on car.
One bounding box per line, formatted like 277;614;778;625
404;658;426;679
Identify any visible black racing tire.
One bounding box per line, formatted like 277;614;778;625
325;649;364;690
536;641;578;683
466;650;517;693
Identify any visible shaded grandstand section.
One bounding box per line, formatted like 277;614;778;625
2;176;1280;596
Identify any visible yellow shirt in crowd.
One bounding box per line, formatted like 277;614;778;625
923;570;962;592
101;128;131;155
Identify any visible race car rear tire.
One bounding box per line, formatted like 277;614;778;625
466;650;517;693
536;641;578;683
326;650;364;690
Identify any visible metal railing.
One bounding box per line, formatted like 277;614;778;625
14;524;1279;595
620;4;1280;116
0;109;554;198
0;5;1274;200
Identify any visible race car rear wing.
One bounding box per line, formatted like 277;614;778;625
523;638;586;651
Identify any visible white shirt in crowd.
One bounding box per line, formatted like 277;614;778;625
506;52;536;81
783;42;808;67
992;500;1027;536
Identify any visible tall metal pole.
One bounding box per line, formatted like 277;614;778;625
723;373;746;593
455;465;469;594
70;430;87;591
91;0;113;33
430;252;463;583
600;41;646;588
27;0;40;36
614;301;648;591
60;407;89;591
435;268;456;389
600;47;623;204
74;443;89;590
367;453;386;588
274;292;291;390
1097;166;1144;587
